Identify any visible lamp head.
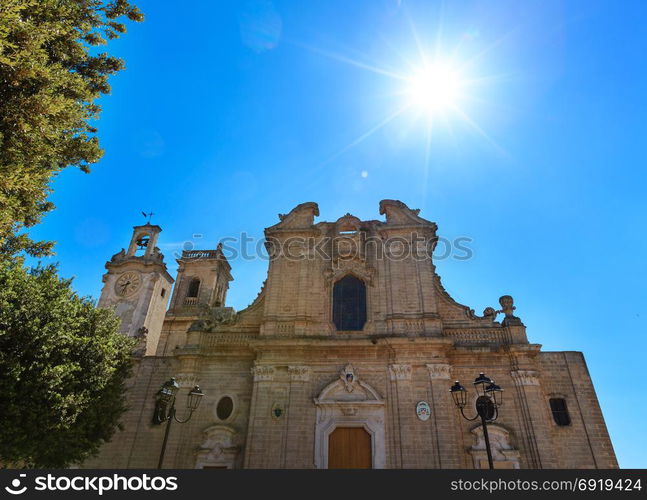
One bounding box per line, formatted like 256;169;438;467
187;385;205;411
449;380;468;408
158;377;180;403
485;381;503;407
473;372;492;396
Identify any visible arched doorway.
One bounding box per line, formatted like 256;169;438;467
328;427;372;469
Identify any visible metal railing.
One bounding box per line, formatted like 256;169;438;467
182;250;220;259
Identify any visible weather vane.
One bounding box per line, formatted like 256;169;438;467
142;211;155;223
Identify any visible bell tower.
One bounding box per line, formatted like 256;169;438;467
98;223;174;355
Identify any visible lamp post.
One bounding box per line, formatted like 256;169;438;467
449;372;503;470
152;377;205;469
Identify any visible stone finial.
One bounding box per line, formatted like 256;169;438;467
499;295;515;317
483;307;497;319
498;295;523;326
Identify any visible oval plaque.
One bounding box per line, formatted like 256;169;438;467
416;401;431;421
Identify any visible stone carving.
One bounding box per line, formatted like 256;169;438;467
511;369;540;386
498;295;523;326
416;401;431;421
175;373;199;388
483;307;497;319
277;322;295;335
499;295;515;316
336;213;361;232
190;306;238;332
272;202;319;229
426;363;451;380
271;402;285;419
469;424;520;469
405;320;424;333
195;425;239;469
251;364;275;382
378;199;437;229
389;364;412;381
288;365;310;382
340;406;358;416
324;263;376;286
132;326;148;357
340;364;358;392
316;365;382;404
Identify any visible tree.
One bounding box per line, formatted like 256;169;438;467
0;257;135;468
0;0;143;257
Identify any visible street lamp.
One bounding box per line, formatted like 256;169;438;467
153;377;205;469
450;372;503;470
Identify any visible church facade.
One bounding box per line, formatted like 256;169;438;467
85;200;617;469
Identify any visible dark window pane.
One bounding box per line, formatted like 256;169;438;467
216;396;234;420
187;278;200;298
333;275;367;331
549;398;571;426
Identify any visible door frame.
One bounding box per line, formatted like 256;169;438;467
313;365;386;469
319;418;383;469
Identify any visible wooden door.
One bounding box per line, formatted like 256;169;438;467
328;427;372;469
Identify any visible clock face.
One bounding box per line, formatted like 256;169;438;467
115;271;142;297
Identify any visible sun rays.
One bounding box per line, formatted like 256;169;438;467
292;13;509;174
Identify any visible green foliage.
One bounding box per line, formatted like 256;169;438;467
0;0;143;257
0;257;136;468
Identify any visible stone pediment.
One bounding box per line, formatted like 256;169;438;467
335;213;361;232
314;364;383;405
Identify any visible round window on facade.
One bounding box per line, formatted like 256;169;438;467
216;396;234;421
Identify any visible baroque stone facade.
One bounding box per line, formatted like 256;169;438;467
86;200;617;469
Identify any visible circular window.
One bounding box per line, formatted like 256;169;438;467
216;396;234;421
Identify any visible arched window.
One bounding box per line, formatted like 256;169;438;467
333;275;367;331
187;278;201;298
549;398;571;426
134;233;150;256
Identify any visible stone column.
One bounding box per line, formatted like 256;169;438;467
243;364;276;468
426;363;462;468
511;369;558;468
388;364;417;468
284;366;311;468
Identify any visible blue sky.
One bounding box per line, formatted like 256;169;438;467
29;0;646;467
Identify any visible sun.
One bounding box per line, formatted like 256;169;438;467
404;62;463;115
299;18;503;166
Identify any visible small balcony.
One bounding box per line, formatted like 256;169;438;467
182;250;220;259
183;296;199;306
